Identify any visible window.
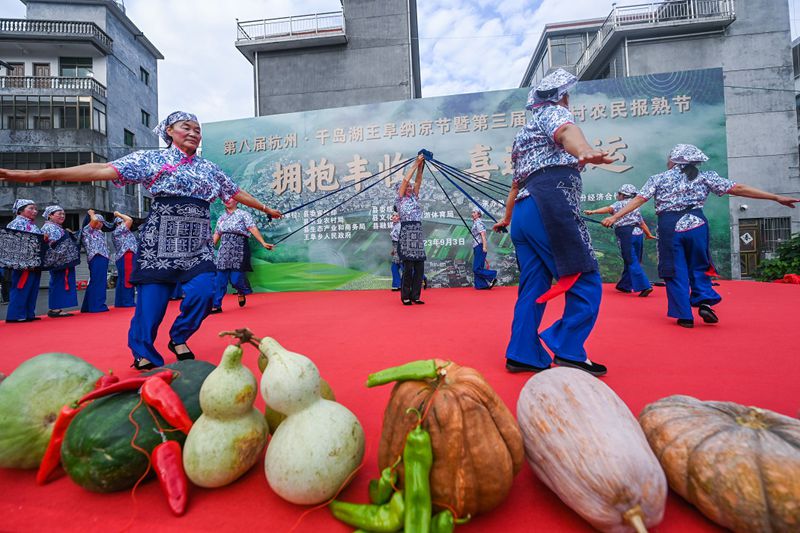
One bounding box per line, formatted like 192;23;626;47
93;100;107;134
140;67;150;86
59;57;93;78
5;62;25;88
124;129;135;147
141;110;151;127
760;217;792;255
0;95;103;131
143;195;152;212
548;35;586;67
794;44;800;79
125;183;137;196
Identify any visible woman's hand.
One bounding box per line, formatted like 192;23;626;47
262;242;275;250
577;149;614;166
0;168;39;183
492;219;510;232
265;207;282;219
483;246;488;253
645;233;657;240
584;209;593;215
601;216;616;228
775;195;800;208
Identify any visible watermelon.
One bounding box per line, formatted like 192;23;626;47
0;353;102;469
61;360;214;492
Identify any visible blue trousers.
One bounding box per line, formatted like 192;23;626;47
617;234;651;292
170;281;184;300
391;262;402;289
48;267;77;309
473;244;498;289
128;272;215;365
664;225;721;320
506;199;602;367
7;270;41;321
81;256;109;313
213;270;252;307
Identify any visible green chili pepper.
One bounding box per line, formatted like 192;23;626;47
369;464;399;504
403;411;433;533
366;359;439;387
431;510;471;533
329;490;405;532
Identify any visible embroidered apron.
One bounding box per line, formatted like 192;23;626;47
216;233;253;272
44;231;81;270
0;228;45;270
520;165;598;276
398;221;426;262
131;197;215;284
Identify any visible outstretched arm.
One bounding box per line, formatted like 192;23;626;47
398;155;425;198
640;220;656;239
602;196;648;227
728;184;799;208
233;190;282;219
248;226;274;250
556;125;615;166
584;206;614;215
113;211;133;230
0;163;117;183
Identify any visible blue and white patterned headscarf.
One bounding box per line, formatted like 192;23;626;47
153;111;199;146
617;184;638;197
669;144;708;165
526;68;578;109
43;205;64;220
12;199;35;214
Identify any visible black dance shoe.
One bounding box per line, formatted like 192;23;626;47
238;294;247;308
131;359;157;371
553;356;607;377
402;299;413;306
168;340;195;361
412;299;425;304
505;359;550;373
676;318;694;328
638;287;653;297
698;304;718;324
209;307;222;314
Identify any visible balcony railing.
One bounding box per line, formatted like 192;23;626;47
575;0;735;77
0;76;107;98
236;11;345;43
0;18;113;51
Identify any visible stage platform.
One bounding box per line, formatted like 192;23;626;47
1;281;797;532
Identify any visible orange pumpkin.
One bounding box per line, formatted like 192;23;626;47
517;367;666;533
640;395;800;532
377;360;524;517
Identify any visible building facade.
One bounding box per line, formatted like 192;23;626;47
235;0;421;116
0;0;162;230
521;0;800;278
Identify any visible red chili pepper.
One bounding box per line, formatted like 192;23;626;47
93;372;120;390
77;371;173;405
141;376;192;434
152;440;189;516
36;403;84;485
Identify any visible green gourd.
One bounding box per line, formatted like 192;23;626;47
259;337;365;505
182;344;267;488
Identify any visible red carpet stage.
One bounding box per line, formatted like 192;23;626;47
1;281;798;532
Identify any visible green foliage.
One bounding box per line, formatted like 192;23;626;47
754;233;800;281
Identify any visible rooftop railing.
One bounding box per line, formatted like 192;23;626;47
575;0;735;77
0;18;113;51
236;11;345;43
0;76;107;98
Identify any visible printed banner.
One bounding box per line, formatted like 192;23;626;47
204;68;729;291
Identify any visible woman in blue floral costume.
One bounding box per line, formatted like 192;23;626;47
0;111;282;369
604;144;798;327
396;155;427;305
80;209;111;314
493;68;613;376
585;184;655;296
41;205;80;317
111;211;138;308
209;198;273;314
469;207;497;290
4;199;43;322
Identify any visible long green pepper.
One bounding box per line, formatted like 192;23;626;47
431;510;471;533
366;360;439;387
403;418;433;533
329;490;405;532
369;465;399;504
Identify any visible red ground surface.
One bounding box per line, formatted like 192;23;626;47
1;281;798;532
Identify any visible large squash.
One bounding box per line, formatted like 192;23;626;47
639;395;800;532
377;359;524;517
517;368;666;533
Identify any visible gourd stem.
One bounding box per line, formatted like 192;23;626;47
623;506;648;533
219;328;263;348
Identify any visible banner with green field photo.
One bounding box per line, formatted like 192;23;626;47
203;68;728;291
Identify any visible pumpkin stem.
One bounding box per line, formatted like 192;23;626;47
623;505;648;533
735;408;768;430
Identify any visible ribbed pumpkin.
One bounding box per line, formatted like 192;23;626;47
640;395;800;532
517;368;667;533
377;359;524;517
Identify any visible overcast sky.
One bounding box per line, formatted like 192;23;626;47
1;0;799;124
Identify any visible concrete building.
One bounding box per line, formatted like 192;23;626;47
0;0;162;230
234;0;421;116
521;0;800;278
